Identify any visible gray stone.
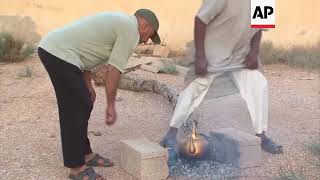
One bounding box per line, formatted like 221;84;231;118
120;138;169;180
208;128;261;168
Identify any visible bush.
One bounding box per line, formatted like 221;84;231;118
0;32;35;63
261;41;320;69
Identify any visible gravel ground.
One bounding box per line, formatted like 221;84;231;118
0;57;319;180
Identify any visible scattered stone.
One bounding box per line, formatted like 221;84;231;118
89;130;102;136
153;45;170;58
93;131;102;136
270;72;281;76
140;64;160;73
116;97;124;102
132;52;140;58
49;134;55;138
299;77;314;80
135;44;154;55
175;65;189;75
92;71;179;107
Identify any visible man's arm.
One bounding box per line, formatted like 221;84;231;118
104;64;121;125
194;16;208;75
244;30;262;69
84;71;93;86
103;19;138;125
84;70;96;103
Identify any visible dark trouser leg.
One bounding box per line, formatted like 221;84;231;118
84;120;93;155
38;48;93;168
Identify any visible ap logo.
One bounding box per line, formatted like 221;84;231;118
251;0;275;28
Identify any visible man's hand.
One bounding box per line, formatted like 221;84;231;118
244;52;259;70
105;106;117;126
244;30;262;70
104;64;121;126
88;86;96;104
195;55;208;75
84;71;96;104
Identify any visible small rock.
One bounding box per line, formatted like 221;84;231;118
93;131;102;136
116;97;124;102
299;77;314;80
153;45;170;58
270;73;281;76
49;134;55;138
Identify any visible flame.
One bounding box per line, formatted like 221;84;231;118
188;120;198;154
192;132;196;139
188;134;196;154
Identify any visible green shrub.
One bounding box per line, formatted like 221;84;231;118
0;32;34;63
159;60;177;74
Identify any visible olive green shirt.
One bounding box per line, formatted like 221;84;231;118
39;12;139;73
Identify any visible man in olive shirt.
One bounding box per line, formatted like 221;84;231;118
38;9;160;179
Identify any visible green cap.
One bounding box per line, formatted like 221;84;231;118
134;9;161;44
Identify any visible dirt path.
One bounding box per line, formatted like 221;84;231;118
0;57;319;179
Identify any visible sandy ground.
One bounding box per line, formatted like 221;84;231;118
0;57;319;180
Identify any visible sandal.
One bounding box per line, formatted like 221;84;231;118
87;154;114;167
261;136;283;154
68;167;103;180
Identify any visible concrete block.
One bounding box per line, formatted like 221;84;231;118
153;45;170;57
120;138;169;180
208;128;261;168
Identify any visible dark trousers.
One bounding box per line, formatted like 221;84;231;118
38;47;93;168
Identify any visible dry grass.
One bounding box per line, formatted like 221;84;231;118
261;41;320;69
